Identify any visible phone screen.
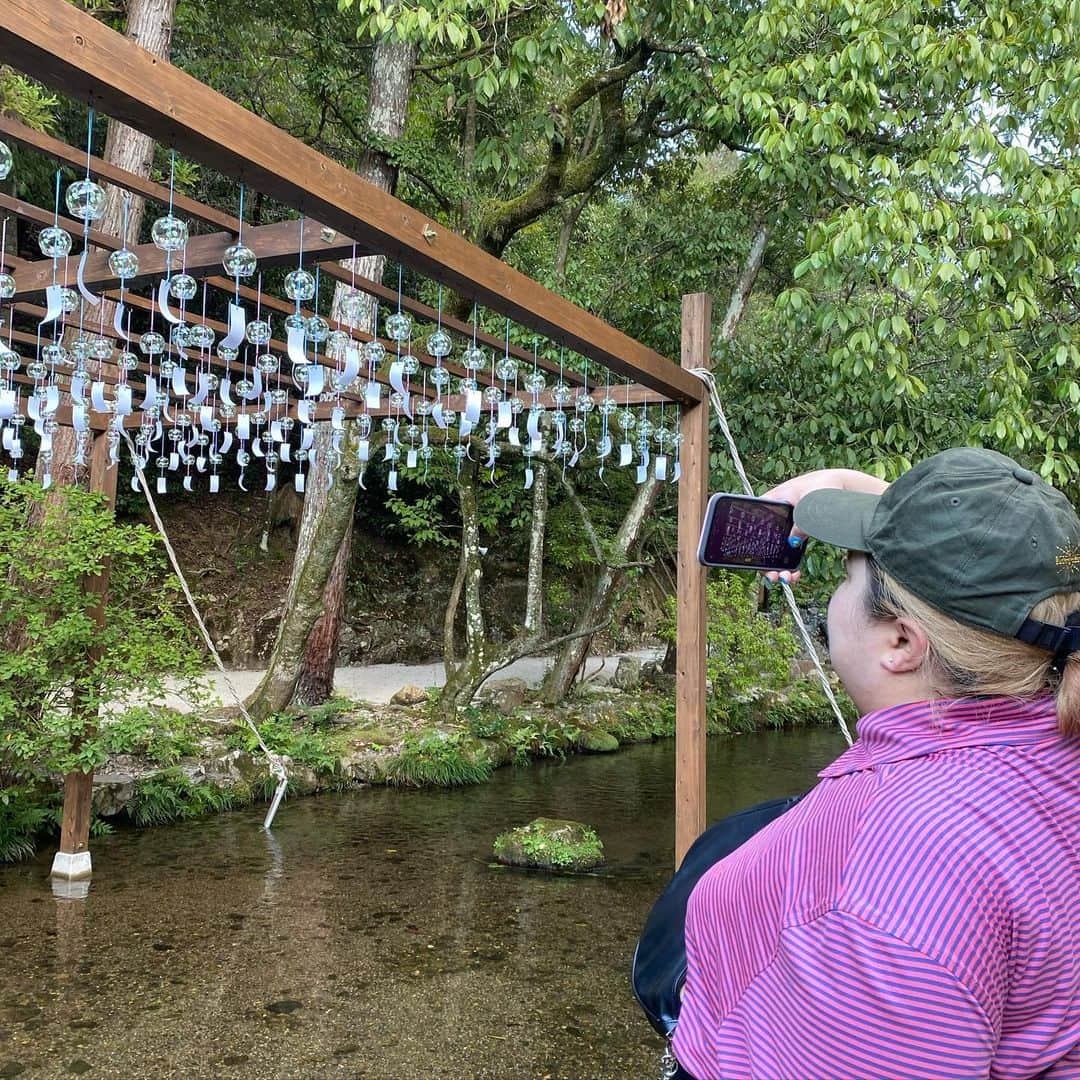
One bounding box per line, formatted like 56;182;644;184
698;494;804;571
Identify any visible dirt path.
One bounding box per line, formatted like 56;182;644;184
172;648;663;710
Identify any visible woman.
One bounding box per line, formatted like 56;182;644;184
672;448;1080;1080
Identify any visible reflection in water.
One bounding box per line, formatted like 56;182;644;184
0;727;845;1078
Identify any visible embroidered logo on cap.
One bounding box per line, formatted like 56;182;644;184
1055;540;1080;573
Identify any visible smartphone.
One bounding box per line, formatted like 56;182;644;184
697;493;805;571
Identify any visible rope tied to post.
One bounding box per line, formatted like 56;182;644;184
688;366;854;748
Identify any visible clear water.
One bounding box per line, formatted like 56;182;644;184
0;727;846;1078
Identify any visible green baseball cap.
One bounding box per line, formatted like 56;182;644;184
793;448;1080;653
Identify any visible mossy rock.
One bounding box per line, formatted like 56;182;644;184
578;729;620;753
493;818;604;872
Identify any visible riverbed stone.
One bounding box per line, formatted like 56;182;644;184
389;684;429;706
476;677;527;714
493;818;604;872
611;656;642;691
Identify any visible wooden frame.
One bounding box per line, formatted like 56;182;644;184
0;0;711;875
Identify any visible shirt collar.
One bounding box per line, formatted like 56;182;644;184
819;694;1060;778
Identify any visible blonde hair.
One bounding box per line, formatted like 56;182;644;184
865;559;1080;737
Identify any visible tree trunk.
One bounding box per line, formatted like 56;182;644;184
541;224;772;704
245;36;416;717
437;458;550;717
541;472;659;703
36;0;174;489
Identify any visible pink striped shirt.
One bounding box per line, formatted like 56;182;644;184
673;695;1080;1080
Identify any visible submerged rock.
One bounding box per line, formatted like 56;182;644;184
493;818;604;872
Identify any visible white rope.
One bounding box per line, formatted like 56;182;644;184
121;432;291;827
688;368;854;747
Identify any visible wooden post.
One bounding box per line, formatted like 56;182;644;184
675;293;711;868
51;431;118;881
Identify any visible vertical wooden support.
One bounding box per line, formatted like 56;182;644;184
52;432;118;881
675;293;711;869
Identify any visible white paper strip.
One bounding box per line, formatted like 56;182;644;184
199;405;214;431
115;385;132;416
460;419;473;438
358;439;369;463
299;428;314;452
157;476;167;494
305;364;325;398
655;455;668;481
72;405;88;432
77;249;101;307
297;399;314;425
619;443;632;466
219;432;233;456
497;401;512;429
387;469;397;492
636;464;648;484
432;403;447;429
222;303;246;349
365;382;381;409
182;475;194;492
265;471;276;492
527;409;541;445
210;474;220;493
524;467;534;490
597;434;612;459
280;443;291;463
341;345;361;386
157;278;181;324
138;375;157;411
331;406;345;431
113;302;130;341
465;389;482;424
189;372;210;407
43;387;59;415
70;375;87;406
219;379;234;407
171;367;190;398
270;420;284;443
294;472;305;493
40;284;64;326
236;414;251;441
287;325;307;367
673;461;681;482
508;425;520;447
406;448;417;469
241;368;262;401
252;437;264;458
91;381;108;412
168;451;180;470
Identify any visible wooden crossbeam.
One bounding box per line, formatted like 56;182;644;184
11;217;359;299
0;0;704;405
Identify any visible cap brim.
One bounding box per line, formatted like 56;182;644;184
793;489;881;552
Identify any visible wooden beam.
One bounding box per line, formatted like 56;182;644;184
0;111;238;232
11;217;359;300
0;0;703;406
675;292;711;869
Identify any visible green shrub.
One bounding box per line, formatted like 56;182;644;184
0;786;54;862
0;480;203;787
386;731;492;788
99;706;206;766
128;767;236;827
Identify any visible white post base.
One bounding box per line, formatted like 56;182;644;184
50;850;92;881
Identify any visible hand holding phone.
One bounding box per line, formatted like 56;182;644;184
697;494;805;572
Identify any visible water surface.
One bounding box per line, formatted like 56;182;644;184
0;728;846;1078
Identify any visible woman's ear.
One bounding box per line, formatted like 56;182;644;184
882;616;930;674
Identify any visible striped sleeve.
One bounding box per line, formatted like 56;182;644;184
675;909;997;1080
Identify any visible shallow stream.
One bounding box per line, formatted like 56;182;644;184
0;727;846;1079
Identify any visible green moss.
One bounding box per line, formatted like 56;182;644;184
578;730;619;753
493;819;604;872
349;727;397;747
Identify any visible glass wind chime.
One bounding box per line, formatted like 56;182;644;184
0;121;681;496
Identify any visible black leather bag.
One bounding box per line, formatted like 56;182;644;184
631;796;803;1039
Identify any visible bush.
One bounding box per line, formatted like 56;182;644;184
128;767;236;827
660;570;798;710
386;730;492;787
0;480;203;784
0;786;54;863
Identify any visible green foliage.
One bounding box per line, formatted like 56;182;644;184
99;706;205;766
764;679;856;731
493;820;604;870
385;492;456;547
0;481;203;789
128;767;236;827
0;67;57;131
386;730;493;787
661;571;798;708
505;718;579;764
0;786;54;863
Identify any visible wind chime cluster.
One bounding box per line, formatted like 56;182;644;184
0;135;683;496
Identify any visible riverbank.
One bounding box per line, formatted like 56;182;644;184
1;670;848;865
